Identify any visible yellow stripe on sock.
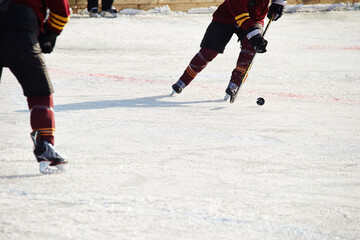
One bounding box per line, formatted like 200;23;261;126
236;66;247;74
186;66;197;78
33;128;55;131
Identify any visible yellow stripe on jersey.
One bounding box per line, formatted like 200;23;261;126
50;12;69;23
235;13;250;27
48;19;65;31
235;13;249;21
49;17;67;28
48;12;69;31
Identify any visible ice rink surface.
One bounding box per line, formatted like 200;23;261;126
1;7;360;240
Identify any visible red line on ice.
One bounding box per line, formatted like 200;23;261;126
48;68;158;84
48;68;360;105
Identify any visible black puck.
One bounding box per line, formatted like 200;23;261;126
257;97;265;106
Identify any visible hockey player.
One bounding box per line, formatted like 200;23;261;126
171;0;286;100
0;0;70;173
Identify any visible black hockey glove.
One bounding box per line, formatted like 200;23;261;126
38;24;58;54
267;0;287;21
246;27;268;53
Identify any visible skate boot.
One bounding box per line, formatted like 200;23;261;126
171;80;186;96
224;82;239;101
89;8;99;18
100;8;118;18
31;131;67;174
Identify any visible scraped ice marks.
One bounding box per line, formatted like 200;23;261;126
306;45;360;51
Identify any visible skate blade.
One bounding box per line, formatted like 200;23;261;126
170;89;176;96
224;94;230;101
39;161;66;174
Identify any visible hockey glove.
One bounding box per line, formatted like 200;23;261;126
267;0;287;21
246;27;268;53
38;24;58;54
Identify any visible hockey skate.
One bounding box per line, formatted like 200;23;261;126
100;8;118;18
31;131;67;174
170;80;186;96
224;82;239;102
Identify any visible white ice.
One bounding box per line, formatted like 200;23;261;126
0;7;360;240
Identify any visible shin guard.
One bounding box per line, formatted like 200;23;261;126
27;95;55;145
230;39;256;86
179;48;218;85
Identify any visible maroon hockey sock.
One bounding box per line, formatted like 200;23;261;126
230;39;256;86
179;48;218;85
27;95;55;146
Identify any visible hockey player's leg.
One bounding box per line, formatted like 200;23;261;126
172;21;235;95
28;95;67;174
9;32;67;173
172;47;218;95
225;66;248;100
28;95;55;145
225;38;255;100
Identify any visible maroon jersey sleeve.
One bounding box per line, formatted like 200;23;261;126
44;0;70;34
12;0;70;34
227;0;255;30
